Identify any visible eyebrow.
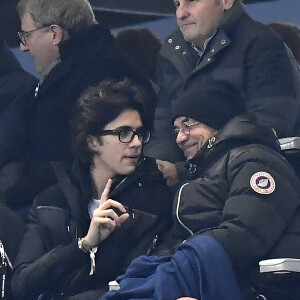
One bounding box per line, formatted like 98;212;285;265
110;126;143;131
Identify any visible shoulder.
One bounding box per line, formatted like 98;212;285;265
226;144;299;185
229;144;283;164
33;184;68;210
233;14;284;48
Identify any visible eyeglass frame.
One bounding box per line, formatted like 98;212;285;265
97;127;151;144
173;121;200;139
18;25;51;46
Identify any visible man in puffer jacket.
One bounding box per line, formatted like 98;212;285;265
101;81;300;300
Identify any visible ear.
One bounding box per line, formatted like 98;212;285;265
223;0;235;11
87;135;99;151
50;24;66;46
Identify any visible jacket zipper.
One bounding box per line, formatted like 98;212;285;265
176;183;194;236
0;240;12;298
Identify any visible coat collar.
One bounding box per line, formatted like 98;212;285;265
221;0;245;35
38;23;114;93
71;156;155;206
58;23;114;60
193;0;245;71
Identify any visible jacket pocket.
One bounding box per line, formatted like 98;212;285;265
36;206;72;246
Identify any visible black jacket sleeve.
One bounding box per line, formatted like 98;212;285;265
12;208;90;299
200;148;300;271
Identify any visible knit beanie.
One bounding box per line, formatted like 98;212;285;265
172;81;246;130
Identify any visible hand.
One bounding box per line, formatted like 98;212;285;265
156;159;179;186
83;179;129;248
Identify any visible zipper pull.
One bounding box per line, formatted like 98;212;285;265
128;206;135;219
0;240;11;299
0;241;6;267
89;250;96;275
4;253;12;270
147;235;159;255
1;273;5;298
152;235;158;249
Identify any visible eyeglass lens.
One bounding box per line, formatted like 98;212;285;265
173;122;199;138
119;129;150;144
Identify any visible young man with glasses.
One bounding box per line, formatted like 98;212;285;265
4;0;156;212
12;79;172;300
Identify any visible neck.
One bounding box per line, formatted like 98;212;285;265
193;29;217;52
90;156;115;199
90;168;110;199
39;56;61;83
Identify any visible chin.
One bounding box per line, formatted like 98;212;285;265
120;166;136;176
182;34;194;44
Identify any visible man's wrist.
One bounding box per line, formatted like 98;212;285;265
78;238;92;253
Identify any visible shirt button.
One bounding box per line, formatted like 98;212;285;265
182;51;187;55
175;45;181;50
168;38;172;43
211;48;215;53
221;39;226;45
207;58;211;62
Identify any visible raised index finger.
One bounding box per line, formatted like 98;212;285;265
100;178;112;204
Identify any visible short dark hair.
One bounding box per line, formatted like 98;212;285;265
115;29;162;84
72;79;152;166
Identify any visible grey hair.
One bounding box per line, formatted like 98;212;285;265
17;0;97;36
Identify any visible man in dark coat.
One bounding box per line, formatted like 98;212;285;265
12;79;173;300
144;0;300;164
0;41;37;192
4;0;156;210
101;81;300;300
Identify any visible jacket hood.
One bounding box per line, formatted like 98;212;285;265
212;115;280;149
188;115;280;171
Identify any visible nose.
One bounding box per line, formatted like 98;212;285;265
20;42;29;52
176;130;189;145
176;2;189;20
129;134;142;148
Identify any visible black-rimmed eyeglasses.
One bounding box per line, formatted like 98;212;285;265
18;26;50;46
98;128;151;144
173;121;200;139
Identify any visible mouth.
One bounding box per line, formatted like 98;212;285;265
182;143;197;157
123;155;140;164
182;139;204;159
180;22;195;29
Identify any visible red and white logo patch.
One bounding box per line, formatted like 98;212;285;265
250;172;275;195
